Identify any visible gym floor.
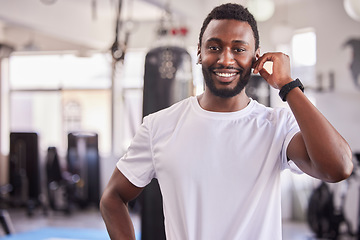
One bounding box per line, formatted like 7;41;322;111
0;207;318;240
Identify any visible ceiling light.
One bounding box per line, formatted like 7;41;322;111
247;0;275;22
344;0;360;22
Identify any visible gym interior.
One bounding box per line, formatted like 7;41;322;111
0;0;360;239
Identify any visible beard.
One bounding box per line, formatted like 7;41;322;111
202;66;252;98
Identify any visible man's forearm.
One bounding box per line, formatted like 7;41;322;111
286;87;353;182
100;193;136;240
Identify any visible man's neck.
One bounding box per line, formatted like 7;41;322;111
197;90;250;112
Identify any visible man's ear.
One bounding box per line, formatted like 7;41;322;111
252;48;261;68
255;47;260;60
197;44;202;64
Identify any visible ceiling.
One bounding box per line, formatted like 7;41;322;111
0;0;300;54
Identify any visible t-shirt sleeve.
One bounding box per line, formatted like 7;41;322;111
280;109;303;174
116;117;155;187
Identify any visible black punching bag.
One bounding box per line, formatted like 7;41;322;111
141;46;193;240
9;132;40;211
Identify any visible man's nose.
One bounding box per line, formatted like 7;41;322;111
218;49;235;66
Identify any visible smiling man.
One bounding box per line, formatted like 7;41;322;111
200;19;256;99
100;3;353;240
198;18;258;110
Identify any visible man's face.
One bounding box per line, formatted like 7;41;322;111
198;19;259;98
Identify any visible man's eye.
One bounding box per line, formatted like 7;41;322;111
234;48;245;53
209;46;220;51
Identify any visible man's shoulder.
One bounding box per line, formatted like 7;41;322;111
250;100;293;122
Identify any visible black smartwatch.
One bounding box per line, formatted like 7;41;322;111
279;78;304;102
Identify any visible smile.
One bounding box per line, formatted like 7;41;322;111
215;72;238;77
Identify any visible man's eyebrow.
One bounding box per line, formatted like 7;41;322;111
232;40;249;45
206;37;222;43
205;38;249;45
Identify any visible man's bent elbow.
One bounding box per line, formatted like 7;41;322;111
340;146;355;179
326;153;354;183
340;153;354;180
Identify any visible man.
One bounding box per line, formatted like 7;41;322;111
100;3;353;239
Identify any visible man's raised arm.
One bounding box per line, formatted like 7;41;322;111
253;52;353;182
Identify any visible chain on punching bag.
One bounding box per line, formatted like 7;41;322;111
143;46;193;117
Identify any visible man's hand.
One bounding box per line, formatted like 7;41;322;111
252;52;293;89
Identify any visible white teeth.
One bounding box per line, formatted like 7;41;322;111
216;72;237;77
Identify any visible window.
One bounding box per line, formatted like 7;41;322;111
10;54;112;90
291;29;317;88
7;53;112;155
292;30;317;67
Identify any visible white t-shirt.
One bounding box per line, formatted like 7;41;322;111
117;96;300;240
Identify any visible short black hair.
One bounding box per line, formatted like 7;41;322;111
199;3;260;50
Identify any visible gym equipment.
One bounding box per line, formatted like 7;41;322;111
142;46;193;117
67;132;100;208
0;184;15;235
9;132;41;215
46;147;76;214
307;181;353;239
307;153;360;239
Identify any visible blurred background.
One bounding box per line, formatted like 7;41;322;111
0;0;360;239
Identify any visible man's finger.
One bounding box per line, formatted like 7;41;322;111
259;68;271;80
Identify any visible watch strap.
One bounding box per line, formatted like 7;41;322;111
279;78;304;102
